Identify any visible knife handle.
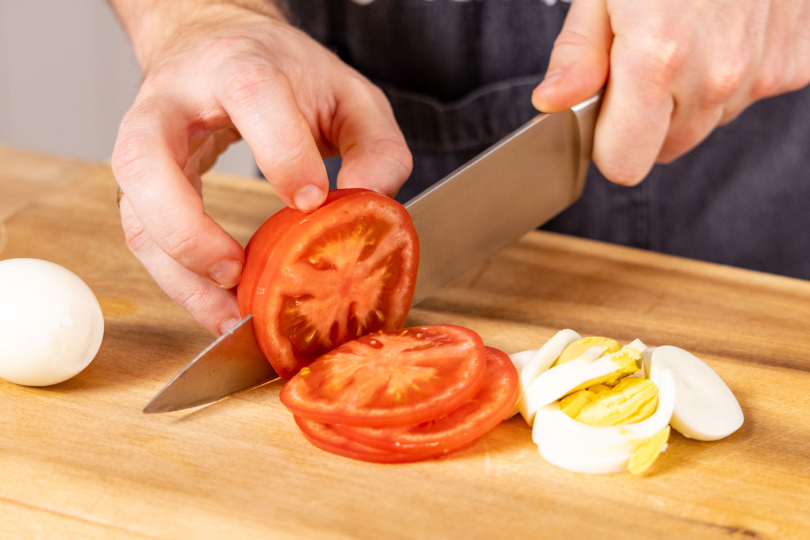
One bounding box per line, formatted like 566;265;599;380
570;90;604;191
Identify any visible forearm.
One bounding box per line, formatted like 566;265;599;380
107;0;285;71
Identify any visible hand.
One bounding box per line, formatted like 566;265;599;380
532;0;810;185
110;2;412;335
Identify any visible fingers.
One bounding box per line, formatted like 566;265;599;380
592;33;676;185
112;96;245;288
120;196;241;336
215;59;328;212
331;78;413;197
532;0;612;113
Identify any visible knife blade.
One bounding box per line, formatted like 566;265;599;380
143;314;278;413
143;92;603;414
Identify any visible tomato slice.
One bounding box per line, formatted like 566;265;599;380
238;189;368;320
241;189;418;379
334;347;519;454
294;416;478;464
280;325;488;428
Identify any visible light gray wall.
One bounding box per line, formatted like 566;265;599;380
0;0;256;176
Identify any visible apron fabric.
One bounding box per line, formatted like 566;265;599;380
286;0;810;281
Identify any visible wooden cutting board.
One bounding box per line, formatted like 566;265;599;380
1;145;809;540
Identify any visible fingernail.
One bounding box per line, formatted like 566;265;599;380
219;317;241;335
537;70;564;89
293;185;325;212
208;259;242;289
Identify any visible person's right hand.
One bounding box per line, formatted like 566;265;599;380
111;3;412;336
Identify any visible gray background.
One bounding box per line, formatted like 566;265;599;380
0;0;256;176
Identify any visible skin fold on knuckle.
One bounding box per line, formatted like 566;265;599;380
160;225;203;265
120;212;152;258
111;127;160;184
221;58;283;110
628;32;691;90
701;57;749;107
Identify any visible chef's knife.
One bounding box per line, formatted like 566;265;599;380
143;92;603;414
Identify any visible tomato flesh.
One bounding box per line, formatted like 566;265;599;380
280;325;488;428
240;189;418;379
334;347;519;454
294;416;478;464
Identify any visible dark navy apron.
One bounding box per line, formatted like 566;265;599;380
284;0;810;281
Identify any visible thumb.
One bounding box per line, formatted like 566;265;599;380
532;0;613;113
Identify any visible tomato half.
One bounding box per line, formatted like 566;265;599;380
334;347;519;454
239;189;418;379
294;416;478;464
280;325;488;428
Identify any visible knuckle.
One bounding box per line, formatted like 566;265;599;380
554;28;597;51
121;215;151;256
161;226;202;263
369;137;413;178
702;59;748;105
111;126;156;181
633;33;690;86
172;281;212;315
751;65;783;100
221;60;282;107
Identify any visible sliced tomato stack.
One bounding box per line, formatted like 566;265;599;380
241;189;518;463
280;326;520;463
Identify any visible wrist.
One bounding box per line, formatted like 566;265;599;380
110;0;287;72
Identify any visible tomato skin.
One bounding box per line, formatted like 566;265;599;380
280;325;488;428
333;347;519;454
240;189;418;379
294;416;478;464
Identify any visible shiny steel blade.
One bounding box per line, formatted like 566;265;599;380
143;315;278;413
405;92;602;304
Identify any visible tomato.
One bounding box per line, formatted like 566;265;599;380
280;325;488;428
238;189;418;379
333;347;519;454
238;189;366;316
294;416;478;464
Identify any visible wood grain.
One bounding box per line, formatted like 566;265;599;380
1;150;809;540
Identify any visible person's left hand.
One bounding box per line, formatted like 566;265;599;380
532;0;810;185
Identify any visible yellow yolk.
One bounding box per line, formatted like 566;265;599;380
553;337;622;367
560;378;659;427
568;346;642;393
628;425;671;474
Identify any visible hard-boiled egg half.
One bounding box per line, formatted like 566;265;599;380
0;259;104;386
510;331;743;475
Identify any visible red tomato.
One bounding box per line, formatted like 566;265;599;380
332;347;519;454
294;416;478;464
238;189;418;379
280;325;488;428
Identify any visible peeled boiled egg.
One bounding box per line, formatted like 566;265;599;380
0;259;104;386
649;346;743;441
532;368;676;474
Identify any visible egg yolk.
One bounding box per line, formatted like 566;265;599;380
628;425;671;474
568;345;642;393
560;377;659;427
553;336;622;367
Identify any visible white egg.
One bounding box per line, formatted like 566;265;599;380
0;259;104;386
532;368;676;474
508;349;538;374
649;346;743;441
511;330;581;420
519;339;648;426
